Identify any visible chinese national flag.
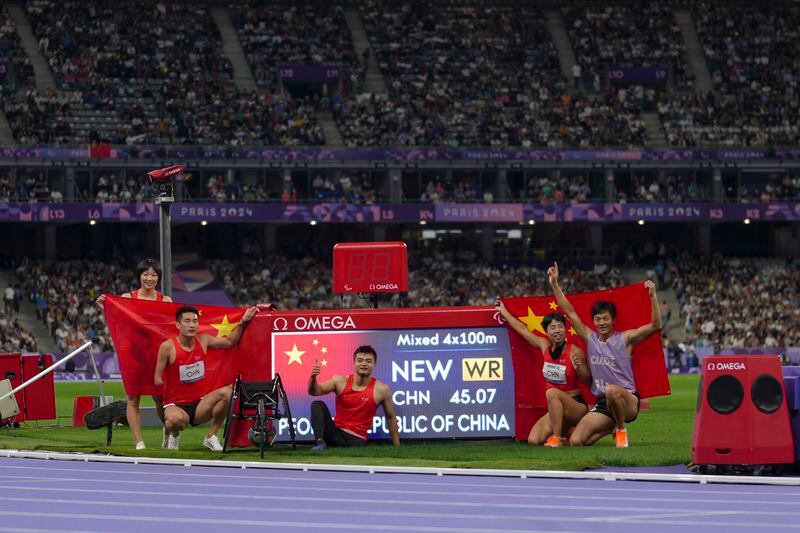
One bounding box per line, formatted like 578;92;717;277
89;142;112;158
103;296;269;397
500;282;669;407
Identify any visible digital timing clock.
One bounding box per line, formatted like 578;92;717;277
333;241;409;294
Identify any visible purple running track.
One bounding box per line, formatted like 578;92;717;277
0;457;798;532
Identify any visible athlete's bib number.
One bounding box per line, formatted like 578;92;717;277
179;361;205;384
543;362;567;385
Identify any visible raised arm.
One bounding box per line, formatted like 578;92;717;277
623;281;662;347
308;359;344;396
203;306;258;350
495;299;549;351
153;340;173;387
378;382;400;447
548;262;591;341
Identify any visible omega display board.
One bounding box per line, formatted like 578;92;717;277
265;307;516;441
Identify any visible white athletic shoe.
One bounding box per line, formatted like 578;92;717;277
203;435;223;452
167;434;180;450
135;441;146;450
162;427;168;449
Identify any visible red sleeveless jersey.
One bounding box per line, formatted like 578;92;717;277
163;337;207;405
335;376;379;440
542;343;581;392
132;289;163;301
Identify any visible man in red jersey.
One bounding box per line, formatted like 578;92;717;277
154;304;257;451
307;345;400;450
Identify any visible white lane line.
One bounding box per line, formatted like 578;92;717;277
583;510;742;522
598;517;800;529
3;474;797;508
0;529;106;533
0;477;71;484
0;495;609;523
1;461;797;498
3;491;800;523
0;511;582;533
5;449;796;487
5;484;800;518
0;459;800;498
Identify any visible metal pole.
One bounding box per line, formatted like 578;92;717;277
0;342;93;404
157;199;172;299
87;351;107;407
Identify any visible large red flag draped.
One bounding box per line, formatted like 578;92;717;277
501;282;670;413
103;296;270;396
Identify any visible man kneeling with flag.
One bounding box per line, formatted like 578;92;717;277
155;304;258;451
549;263;662;448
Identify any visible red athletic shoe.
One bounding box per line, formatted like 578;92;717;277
544;435;562;448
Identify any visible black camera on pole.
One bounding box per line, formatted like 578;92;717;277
147;164;183;203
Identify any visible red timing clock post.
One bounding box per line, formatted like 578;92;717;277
333;241;409;294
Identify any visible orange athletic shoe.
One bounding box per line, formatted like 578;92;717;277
544;435;562;448
614;429;629;448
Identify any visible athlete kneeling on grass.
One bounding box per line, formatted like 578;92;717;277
496;300;591;447
154;304;258;451
549;262;662;448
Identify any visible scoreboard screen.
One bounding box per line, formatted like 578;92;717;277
271;326;515;441
332;241;409;294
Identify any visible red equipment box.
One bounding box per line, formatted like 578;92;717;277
0;353;56;423
692;355;794;465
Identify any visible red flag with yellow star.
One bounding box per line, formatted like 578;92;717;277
501;282;669;400
102;296;268;396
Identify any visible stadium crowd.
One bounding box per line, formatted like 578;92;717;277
1;1;799;149
229;2;360;90
5;251;800;355
13;259;132;352
563;2;692;91
209;251;626;311
659;1;800;147
10;1;325;147
524;175;593;203
672;255;800;350
0;171;53;202
336;2;647;148
620;174;706;203
0;7;33;90
1;282;38;352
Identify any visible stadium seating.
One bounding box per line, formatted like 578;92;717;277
672;255;800;350
15;0;325;146
0;6;34;90
659;1;800;146
335;1;647;148
1;1;800;151
228;2;360;90
563;2;693;91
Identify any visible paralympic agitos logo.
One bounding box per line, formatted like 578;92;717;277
272;315;357;331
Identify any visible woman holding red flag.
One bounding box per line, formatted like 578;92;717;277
495;299;591;447
97;258;172;450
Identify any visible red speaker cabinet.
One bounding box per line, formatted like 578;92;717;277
692;355;795;465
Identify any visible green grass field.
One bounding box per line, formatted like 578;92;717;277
0;375;698;471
